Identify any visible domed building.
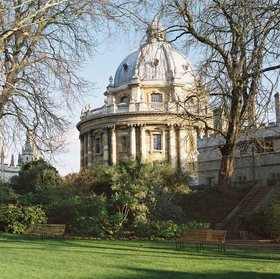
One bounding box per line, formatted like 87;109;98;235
77;19;209;172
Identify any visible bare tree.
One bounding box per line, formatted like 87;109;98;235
156;0;280;189
0;0;146;155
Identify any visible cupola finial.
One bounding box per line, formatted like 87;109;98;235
146;16;166;43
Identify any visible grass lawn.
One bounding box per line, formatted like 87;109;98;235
0;234;279;279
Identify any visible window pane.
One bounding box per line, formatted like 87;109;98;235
120;96;129;104
120;136;127;152
151;93;163;103
153;134;162;150
95;138;101;154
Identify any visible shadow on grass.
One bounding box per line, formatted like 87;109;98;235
80;268;280;279
1;234;280;263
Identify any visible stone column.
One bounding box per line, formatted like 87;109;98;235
83;133;88;167
178;128;187;171
80;135;84;169
87;132;92;167
130;125;136;159
169;125;177;169
111;126;117;165
103;128;109;164
140;125;147;162
162;130;166;152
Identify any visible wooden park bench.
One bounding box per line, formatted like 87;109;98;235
176;229;227;252
24;224;66;239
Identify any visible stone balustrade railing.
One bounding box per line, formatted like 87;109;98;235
80;102;194;120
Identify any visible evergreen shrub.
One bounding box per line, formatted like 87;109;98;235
0;204;47;233
134;220;210;239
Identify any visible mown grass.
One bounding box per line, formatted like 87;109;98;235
0;234;279;279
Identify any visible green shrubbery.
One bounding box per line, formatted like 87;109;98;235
1;159;210;238
0;204;47;233
269;195;280;232
133;220;210;239
239;193;280;238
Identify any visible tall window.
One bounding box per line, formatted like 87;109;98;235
151;93;163;110
95;138;101;154
120;136;127;152
153;134;162;151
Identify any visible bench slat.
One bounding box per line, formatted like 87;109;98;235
24;224;66;238
176;229;227;252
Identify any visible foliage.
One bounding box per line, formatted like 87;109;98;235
240;194;280;237
73;195;128;237
45;195;126;237
179;220;210;232
133;220;180;239
12;159;62;194
0;183;19;204
134;220;210;239
239;210;271;238
269;195;280;232
66;164;113;197
9;160;197;238
66;161;190;232
108;161;190;224
0;204;47;234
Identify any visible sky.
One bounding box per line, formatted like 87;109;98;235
53;32;141;175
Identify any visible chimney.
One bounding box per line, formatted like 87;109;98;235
275;92;280;123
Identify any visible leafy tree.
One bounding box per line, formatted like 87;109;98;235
13;158;62;194
109;161;190;224
66;164;113;197
160;0;280;189
0;183;19;204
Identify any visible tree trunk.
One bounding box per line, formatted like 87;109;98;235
218;142;235;191
218;154;234;190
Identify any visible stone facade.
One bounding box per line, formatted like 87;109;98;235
198;93;280;186
77;20;280;186
77;20;209;172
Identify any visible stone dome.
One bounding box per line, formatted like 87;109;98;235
113;19;196;89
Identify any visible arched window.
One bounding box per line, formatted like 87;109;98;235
94;137;102;154
120;96;129;104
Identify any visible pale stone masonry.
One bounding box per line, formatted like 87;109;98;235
77;19;280;186
77;19;209;172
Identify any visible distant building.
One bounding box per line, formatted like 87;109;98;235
198;93;280;186
0;132;39;183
